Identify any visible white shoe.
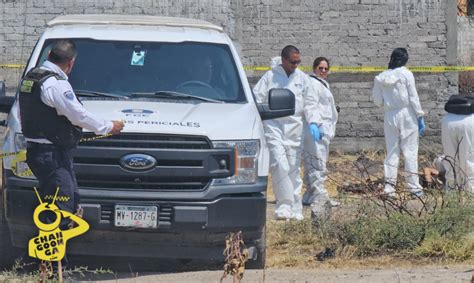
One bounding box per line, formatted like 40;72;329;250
410;190;424;198
384;183;396;193
408;183;424;198
380;191;396;199
328;199;340;207
292;212;304;221
274;204;293;220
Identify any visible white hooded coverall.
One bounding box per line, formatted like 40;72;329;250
372;66;424;193
302;76;338;205
253;62;313;219
441;113;474;193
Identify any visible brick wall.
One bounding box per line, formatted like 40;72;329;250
0;0;459;151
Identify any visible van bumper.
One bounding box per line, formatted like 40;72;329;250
3;172;267;259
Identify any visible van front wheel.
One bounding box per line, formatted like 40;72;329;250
0;192;17;269
246;228;266;270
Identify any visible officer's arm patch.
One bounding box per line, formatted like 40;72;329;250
20;80;34;93
64;90;75;100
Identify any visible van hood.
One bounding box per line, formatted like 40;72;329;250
82;100;258;141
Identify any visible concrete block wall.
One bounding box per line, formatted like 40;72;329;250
458;17;474;64
458;16;474;95
0;0;459;151
0;0;235;92
238;0;456;151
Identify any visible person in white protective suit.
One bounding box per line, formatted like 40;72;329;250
253;45;320;220
372;48;425;197
301;57;339;209
441;103;474;193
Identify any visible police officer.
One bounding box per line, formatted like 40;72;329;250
19;40;124;222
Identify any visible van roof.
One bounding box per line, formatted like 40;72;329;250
47;14;223;32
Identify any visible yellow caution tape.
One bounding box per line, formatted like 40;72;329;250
13;169;34;178
79;133;113;142
9;149;33;177
0;150;27;158
245;65;474;72
3;63;474;72
0;64;26;69
408;66;474;72
1;133;114;178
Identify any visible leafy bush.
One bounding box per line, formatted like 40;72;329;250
337;212;425;255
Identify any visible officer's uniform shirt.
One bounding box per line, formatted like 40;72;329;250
25;60;113;144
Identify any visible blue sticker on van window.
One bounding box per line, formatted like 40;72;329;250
131;51;146;66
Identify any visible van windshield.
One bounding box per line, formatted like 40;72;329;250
37;39;246;103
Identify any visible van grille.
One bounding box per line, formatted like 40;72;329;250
79;133;211;149
74;133;214;191
77;176;209;191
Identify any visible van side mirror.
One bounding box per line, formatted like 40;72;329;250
0;81;14;115
0;81;5;97
257;88;295;120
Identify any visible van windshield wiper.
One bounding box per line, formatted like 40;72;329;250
75;89;128;99
132;91;224;103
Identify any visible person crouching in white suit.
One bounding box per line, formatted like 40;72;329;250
441;96;474;193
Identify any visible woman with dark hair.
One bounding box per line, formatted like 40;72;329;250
302;57;339;212
372;48;425;197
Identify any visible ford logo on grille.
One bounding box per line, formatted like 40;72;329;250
120;154;157;171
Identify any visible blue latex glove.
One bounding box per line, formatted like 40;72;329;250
309;123;321;141
319;127;324;139
418;117;425;137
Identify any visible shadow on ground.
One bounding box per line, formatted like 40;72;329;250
65;256;223;281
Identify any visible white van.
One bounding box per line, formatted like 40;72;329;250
0;15;294;268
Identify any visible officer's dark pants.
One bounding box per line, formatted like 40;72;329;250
26;142;79;215
24;142;76;266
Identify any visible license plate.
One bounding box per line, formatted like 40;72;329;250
114;205;158;228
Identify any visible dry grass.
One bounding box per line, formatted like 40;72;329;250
265;151;474;269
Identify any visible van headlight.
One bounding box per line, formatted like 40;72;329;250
13;133;34;179
211;140;259;185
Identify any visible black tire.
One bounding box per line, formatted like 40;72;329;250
246;228;266;270
0;189;17;269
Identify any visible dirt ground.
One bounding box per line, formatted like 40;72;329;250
82;152;473;282
74;265;473;282
2;152;473;282
3;198;471;282
62;201;473;283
